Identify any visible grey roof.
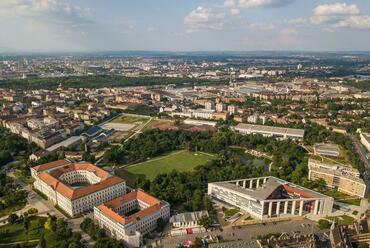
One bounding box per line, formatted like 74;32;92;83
212;177;282;201
210;176;327;201
46;136;82;152
314;143;340;153
170;210;208;223
235;123;305;138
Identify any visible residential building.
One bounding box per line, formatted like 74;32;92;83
215;103;226;113
191;109;215;120
308;159;367;198
227;105;238;115
205;101;215;110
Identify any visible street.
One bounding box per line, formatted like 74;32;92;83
161;219;318;248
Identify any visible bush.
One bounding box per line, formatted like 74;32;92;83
27;208;38;215
8;213;19;224
318;219;331;230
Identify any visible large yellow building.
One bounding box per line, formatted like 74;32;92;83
308;159;367;198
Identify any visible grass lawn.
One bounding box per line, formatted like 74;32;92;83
337;198;361;206
0;216;44;244
111;115;149;124
223;208;240;218
326;215;355;225
116;150;215;185
323;190;361;206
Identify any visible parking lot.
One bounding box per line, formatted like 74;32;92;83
161;218;318;248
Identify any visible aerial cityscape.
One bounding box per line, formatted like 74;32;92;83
0;1;370;248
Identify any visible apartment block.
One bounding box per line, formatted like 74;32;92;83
308;158;367;198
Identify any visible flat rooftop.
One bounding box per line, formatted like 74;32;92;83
235;123;305;137
210;176;328;201
314;143;340;153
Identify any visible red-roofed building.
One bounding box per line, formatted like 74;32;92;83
32;161;126;217
94;189;170;247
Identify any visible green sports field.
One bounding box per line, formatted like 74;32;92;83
116;150;215;185
110;115;149;124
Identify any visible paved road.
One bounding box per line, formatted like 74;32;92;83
351;135;370;168
161;219;318;248
2;171;96;247
0;239;39;246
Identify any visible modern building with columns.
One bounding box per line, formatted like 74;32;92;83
208;176;333;220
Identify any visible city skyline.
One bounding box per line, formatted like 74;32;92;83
1;0;370;52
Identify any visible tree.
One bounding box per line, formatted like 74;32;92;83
198;215;213;230
356;243;370;248
44;216;54;231
38;234;47;248
8;213;18;224
318;219;331;230
23;216;30;234
27;208;38;215
156;218;166;232
194;237;204;248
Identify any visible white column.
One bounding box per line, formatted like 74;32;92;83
243;180;246;188
268;202;273;217
256;179;260;188
249;180;253;189
318;200;323;215
299;201;304;216
263;177;267;183
284;201;288;214
291;201;296;215
313;200;319;215
276;201;281;216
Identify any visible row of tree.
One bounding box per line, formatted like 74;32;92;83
80;218;124;248
0;128;36;167
0;173;27;213
104;128;325;211
0;75;222;90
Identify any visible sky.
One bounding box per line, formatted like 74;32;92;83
1;0;370;52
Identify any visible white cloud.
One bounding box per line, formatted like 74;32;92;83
248;22;276;30
310;15;337;25
314;3;359;16
308;3;370;30
229;8;240;15
224;0;236;7
184;6;226;32
0;0;91;26
185;6;225;24
239;0;294;8
335;15;370;29
286;17;307;25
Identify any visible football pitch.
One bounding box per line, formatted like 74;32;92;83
116;150;215;185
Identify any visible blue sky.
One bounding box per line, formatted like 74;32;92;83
1;0;370;52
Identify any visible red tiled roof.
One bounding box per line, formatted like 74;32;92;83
282;184;316;199
32;159;71;172
49;163;111;180
37;162;125;200
97;189;164;225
